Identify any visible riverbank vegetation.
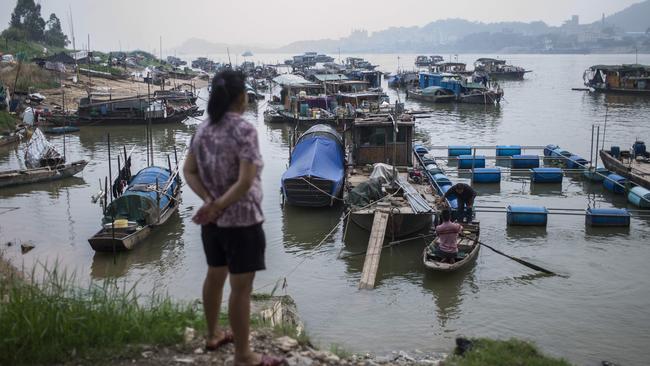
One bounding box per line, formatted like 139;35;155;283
448;338;571;366
0;62;60;91
0;111;18;131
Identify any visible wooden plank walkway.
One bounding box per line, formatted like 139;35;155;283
359;211;389;289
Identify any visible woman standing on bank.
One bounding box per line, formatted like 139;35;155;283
184;70;283;366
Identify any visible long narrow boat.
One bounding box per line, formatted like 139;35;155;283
0;160;88;188
88;166;181;252
406;87;456;103
600;142;650;189
423;223;480;272
281;124;345;207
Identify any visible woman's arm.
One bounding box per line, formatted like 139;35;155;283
183;152;212;202
192;160;258;225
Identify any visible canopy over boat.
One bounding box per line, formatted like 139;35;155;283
282;124;345;200
105;166;178;225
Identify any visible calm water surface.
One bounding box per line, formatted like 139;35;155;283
1;54;650;365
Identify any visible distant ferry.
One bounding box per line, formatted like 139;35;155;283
584;64;650;95
242;50;253;57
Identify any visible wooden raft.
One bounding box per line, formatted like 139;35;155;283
359;211;389;289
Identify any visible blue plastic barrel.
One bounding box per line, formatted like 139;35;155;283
633;141;646;156
628;186;650;208
432;173;452;187
603;174;627;194
440;185;458;209
566;155;588;169
530;168;563;183
472;168;501;183
496;145;522;157
457;155;486;169
448;145;472;156
426;164;443;176
507;205;548;226
511;155;540;169
544;144;559;157
551;148;572;158
586;208;630;227
414;145;429;156
582;167;610;182
422;154;436;166
610;146;621;158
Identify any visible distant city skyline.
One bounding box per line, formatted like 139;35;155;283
0;0;643;51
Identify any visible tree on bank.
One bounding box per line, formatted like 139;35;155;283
2;0;68;47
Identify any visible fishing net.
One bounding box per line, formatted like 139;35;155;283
24;128;64;168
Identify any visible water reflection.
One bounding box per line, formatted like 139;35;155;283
506;226;548;239
423;266;477;327
281;204;344;253
0;176;87;198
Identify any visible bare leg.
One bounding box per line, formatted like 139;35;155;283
230;272;261;366
203;266;228;345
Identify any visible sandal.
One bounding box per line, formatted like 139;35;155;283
205;330;234;351
255;354;286;366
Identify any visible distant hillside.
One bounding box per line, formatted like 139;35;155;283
600;0;650;32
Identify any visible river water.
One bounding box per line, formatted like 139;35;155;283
1;54;650;365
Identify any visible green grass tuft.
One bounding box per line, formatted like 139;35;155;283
0;264;205;365
329;343;352;359
447;338;572;366
0;111;18;132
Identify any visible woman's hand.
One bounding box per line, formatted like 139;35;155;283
192;198;224;225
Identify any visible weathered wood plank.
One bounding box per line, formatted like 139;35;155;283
359;211;389;289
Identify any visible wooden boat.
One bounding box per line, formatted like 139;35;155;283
43;126;80;134
345;114;436;237
281;125;345;207
423;222;480;272
77;95;196;125
600;142;650;189
584;64;650;95
0;160;88;188
0;133;21;147
406;87;456;103
88;165;181;252
473;58;530;80
459;89;503;104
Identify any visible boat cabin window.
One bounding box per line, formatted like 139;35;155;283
360;127;386;146
386;128;407;143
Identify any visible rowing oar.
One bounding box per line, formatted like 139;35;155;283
477;240;556;275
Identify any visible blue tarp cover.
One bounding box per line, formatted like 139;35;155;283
282;135;344;195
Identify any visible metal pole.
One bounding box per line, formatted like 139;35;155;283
589;125;594;167
107;133;112;203
594;125;600;169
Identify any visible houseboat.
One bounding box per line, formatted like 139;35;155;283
281;124;345;207
77;95;197;125
415;55;444;68
418;72;503;105
584;64;650;95
600;141;650;189
473;58;530;80
345;114;436;237
406;86;456;103
267;74;338;124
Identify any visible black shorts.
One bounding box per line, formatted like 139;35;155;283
201;223;266;274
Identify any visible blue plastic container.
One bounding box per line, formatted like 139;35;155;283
511;155;540;169
507;205;548;226
448;145;472;156
496;145;522;157
426;164;444;176
544;144;559;157
628;186;650;208
530;168;563;183
550;148;572;158
566;155;588;169
582;167;609;182
603;174;627;194
585;208;631;227
610;146;621;158
432;173;452;187
457;155;486;169
414;145;429;156
472;168;501;183
421;154;436;166
440;185;458;209
633;141;646;156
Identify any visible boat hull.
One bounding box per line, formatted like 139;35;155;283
350;211;432;238
422;243;480;272
88;226;152;251
0;160;88;188
407;91;455;103
77;112;189;126
600;150;650;189
488;71;529;80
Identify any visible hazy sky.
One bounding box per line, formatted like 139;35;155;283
0;0;642;51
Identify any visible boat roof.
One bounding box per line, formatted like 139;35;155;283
476;58;506;63
313;74;349;81
353;114;415;127
298;124;343;145
589;64;650;72
272;74;319;87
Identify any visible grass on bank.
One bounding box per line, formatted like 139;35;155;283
0;265;205;365
447;338;571;366
0;63;60;92
0;111;18;132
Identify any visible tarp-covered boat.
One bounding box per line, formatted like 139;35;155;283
88;166;181;251
281;124;345;207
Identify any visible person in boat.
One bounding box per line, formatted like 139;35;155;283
443;182;477;223
434;209;462;264
183;70;283;366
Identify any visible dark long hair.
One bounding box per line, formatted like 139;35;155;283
207;70;246;123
